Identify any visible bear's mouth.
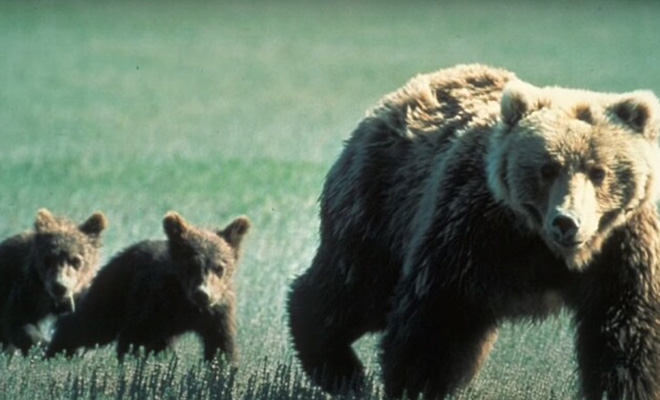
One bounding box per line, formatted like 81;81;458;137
554;240;584;250
552;238;585;249
51;296;75;313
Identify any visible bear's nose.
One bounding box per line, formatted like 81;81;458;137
551;212;580;244
192;289;210;305
51;283;68;298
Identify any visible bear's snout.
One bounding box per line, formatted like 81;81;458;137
192;288;210;305
549;210;582;247
50;282;68;298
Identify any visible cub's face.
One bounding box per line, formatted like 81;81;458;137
487;81;660;270
32;209;107;312
163;211;250;310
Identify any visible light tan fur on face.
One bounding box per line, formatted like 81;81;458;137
487;82;660;270
163;212;249;309
187;230;238;308
198;268;230;307
33;209;107;306
44;263;83;311
545;172;598;242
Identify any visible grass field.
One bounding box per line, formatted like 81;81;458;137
2;1;660;398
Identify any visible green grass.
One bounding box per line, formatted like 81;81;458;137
1;0;660;398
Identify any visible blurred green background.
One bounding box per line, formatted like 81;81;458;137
1;1;660;398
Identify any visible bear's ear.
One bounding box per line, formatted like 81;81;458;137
79;212;107;237
609;91;660;140
35;208;57;232
163;211;190;240
500;80;540;127
219;216;250;249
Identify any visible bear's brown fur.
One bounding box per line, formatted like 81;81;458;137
46;211;250;364
0;208;107;353
288;64;660;399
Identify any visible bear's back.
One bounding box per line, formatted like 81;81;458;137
77;240;172;320
321;65;515;258
369;64;513;144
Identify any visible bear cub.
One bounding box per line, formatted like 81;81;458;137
46;211;250;364
0;208;107;354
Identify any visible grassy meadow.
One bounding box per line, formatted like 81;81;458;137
1;1;660;398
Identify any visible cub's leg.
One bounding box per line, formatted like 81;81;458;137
197;306;238;364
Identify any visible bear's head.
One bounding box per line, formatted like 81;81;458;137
487;81;660;270
163;211;250;310
31;208;107;312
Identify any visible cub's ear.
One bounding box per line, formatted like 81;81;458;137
500;80;541;127
79;212;107;237
163;211;190;240
219;216;250;249
35;208;57;232
609;91;660;140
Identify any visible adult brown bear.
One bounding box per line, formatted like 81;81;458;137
288;64;660;399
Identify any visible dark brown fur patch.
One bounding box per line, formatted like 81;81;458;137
615;100;649;133
466;75;497;89
533;97;552;111
574;104;593;124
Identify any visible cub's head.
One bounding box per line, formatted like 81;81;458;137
32;208;107;312
487;80;660;270
163;211;250;310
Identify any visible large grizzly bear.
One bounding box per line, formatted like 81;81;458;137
0;208;107;354
287;64;660;399
46;211;250;364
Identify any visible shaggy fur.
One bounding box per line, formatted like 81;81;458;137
46;212;250;364
287;64;660;399
0;208;107;354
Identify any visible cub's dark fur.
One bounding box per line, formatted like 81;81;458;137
0;208;107;354
46;211;249;363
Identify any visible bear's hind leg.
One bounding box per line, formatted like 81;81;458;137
288;244;398;394
288;271;365;392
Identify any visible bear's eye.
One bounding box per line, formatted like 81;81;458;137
213;264;225;276
589;166;607;184
69;255;83;269
540;162;560;180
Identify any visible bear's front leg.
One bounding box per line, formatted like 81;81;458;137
8;323;48;354
46;314;81;358
572;207;660;400
574;281;660;400
198;306;238;364
3;291;49;354
380;280;497;399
